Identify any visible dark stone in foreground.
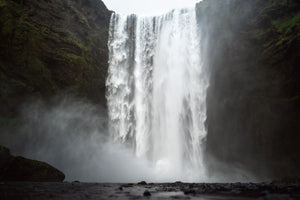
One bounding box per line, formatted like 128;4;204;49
143;190;151;196
0;146;65;182
0;182;300;200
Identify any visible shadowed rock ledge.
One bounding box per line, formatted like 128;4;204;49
0;146;65;182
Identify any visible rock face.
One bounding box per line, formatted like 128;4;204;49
0;146;65;182
197;0;300;179
0;146;12;170
0;0;111;120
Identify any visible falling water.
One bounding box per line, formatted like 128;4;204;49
106;7;209;181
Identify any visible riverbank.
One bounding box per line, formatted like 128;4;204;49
1;181;300;200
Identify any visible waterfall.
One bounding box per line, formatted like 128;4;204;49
106;7;209;181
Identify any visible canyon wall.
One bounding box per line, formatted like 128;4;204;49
0;0;111;123
197;0;300;179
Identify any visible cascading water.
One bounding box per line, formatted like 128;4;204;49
106;7;209;182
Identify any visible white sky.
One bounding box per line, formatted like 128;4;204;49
102;0;200;16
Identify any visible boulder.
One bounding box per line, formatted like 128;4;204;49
0;146;65;182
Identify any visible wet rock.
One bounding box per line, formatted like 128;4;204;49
0;146;13;169
72;180;80;184
138;181;147;185
201;0;300;179
2;156;65;182
0;146;65;182
183;189;196;195
121;183;134;188
143;190;151;196
262;190;271;196
258;194;292;200
231;189;242;195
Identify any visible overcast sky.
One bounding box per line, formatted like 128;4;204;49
102;0;200;16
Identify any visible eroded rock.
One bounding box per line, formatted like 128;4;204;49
0;146;65;182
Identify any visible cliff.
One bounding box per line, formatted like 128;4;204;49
197;0;300;179
0;0;111;121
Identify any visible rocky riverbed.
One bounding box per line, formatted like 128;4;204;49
1;181;300;200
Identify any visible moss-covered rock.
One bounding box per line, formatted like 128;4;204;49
0;0;112;119
197;0;300;179
0;146;65;182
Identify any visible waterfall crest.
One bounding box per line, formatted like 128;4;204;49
106;7;209;181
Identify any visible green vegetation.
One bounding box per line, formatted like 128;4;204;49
251;28;271;40
0;0;111;118
272;11;300;33
197;0;300;178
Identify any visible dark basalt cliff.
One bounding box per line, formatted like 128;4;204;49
0;0;111;121
197;0;300;179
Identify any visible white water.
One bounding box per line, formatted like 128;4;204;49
106;7;209;182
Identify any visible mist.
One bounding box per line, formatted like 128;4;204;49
0;93;259;183
0;95;155;182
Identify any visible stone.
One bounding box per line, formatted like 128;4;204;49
0;146;65;182
138;181;147;185
143;190;151;196
0;146;13;169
